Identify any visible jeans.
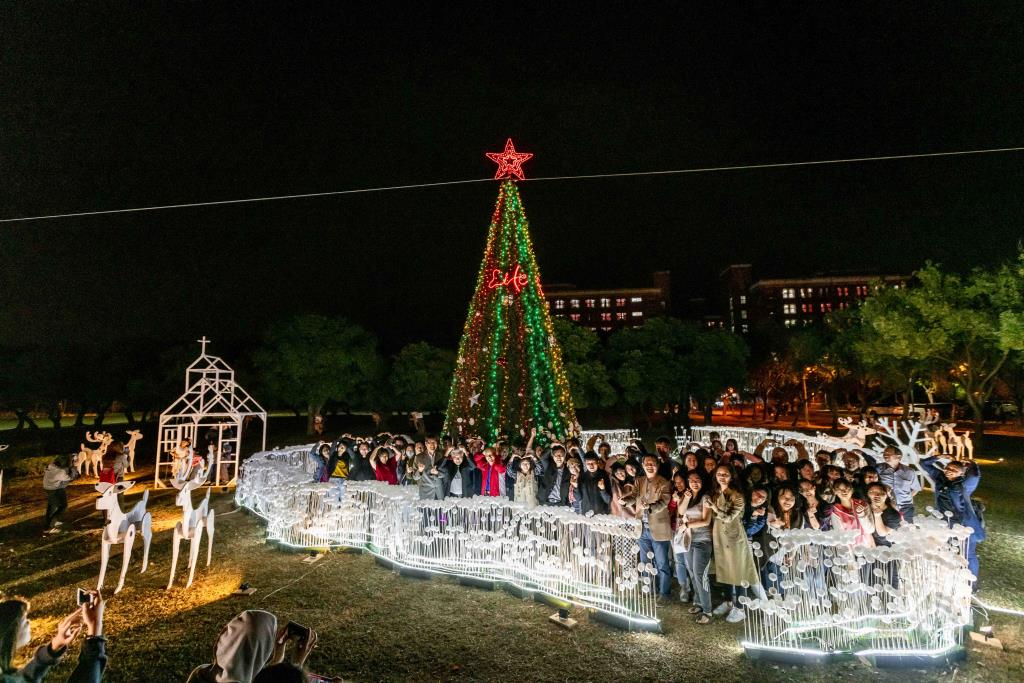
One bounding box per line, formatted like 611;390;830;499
46;488;67;528
638;524;672;597
966;534;979;586
684;539;713;615
899;504;915;523
674;551;691;596
330;477;347;501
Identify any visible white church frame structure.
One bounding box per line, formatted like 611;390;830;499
155;338;267;488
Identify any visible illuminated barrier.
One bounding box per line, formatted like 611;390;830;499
579;428;638;455
236;445;660;630
741;520;973;665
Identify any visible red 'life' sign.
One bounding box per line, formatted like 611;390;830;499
487;264;529;293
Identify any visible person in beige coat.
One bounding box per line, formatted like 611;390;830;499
621;454;673;602
706;463;761;623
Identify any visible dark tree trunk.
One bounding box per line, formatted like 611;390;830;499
74;405;87;427
123;407;136;426
47;402;63;430
14;409;41;432
93;402;112;427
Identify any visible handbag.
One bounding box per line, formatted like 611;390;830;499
672;525;692;553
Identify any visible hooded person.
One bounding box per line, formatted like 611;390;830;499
187;610;278;683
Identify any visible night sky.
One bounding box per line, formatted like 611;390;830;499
2;4;1022;353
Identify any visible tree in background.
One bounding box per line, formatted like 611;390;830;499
689;328;749;425
607;318;694;428
856;255;1024;446
253;314;383;435
552;319;615;412
390;342;455;414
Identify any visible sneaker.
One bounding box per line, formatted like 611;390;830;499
694;613;711;625
53;520;64;527
712;601;732;616
688;605;703;614
678;591;691;603
725;607;746;623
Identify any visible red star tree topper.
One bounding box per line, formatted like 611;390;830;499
486;138;533;180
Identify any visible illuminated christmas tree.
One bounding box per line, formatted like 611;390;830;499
444;139;576;443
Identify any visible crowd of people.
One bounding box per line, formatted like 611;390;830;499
309;427;984;624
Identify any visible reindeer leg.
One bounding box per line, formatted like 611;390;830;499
205;511;215;567
186;528;202;588
167;524;182;590
140;513;152;573
98;539;111;590
116;526;136;594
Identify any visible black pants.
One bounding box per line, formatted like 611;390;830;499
46;488;68;528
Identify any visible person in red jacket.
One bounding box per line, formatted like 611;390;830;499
369;445;399;485
473;446;507;497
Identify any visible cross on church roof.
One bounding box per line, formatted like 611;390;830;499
197;336;211;355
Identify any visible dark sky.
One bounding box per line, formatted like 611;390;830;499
2;3;1022;353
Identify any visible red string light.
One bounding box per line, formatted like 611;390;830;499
486;138;533;180
486;263;529;293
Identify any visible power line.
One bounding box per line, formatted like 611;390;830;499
2;145;1022;224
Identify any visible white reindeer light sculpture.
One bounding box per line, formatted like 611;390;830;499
80;431;113;478
95;480;153;594
835;416;877;447
167;460;216;590
124;430;144;473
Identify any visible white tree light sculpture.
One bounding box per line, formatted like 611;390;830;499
741;520;973;663
155;338;267;488
236;446;660;628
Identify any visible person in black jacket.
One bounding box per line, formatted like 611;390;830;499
538;445;570;506
578;452;612;515
346;439;376;482
440;448;476;498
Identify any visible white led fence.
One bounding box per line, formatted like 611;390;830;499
235;445;660;627
741;522;973;660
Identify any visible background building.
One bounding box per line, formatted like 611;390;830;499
545;271;670;333
718;264;910;333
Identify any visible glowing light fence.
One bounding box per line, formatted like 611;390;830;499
579;428;639;455
236;446;658;624
741;521;973;659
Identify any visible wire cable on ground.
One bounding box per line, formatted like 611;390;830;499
1;145;1021;224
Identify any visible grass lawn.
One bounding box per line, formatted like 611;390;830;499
0;439;1022;682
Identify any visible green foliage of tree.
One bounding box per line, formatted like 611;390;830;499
551;319;615;410
253;314;383;434
856;254;1024;444
390;342;455;412
607;317;748;426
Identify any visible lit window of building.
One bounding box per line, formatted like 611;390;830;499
570;299;580;308
600;298;610;308
631;296;643;303
739;295;747;304
584;299;595;308
820;302;832;312
570;313;580;321
784;319;797;327
602;325;613;332
740;310;747;319
799;287;809;298
783;303;796;314
600;313;612;321
741;324;749;333
615;297;626;307
616;312;627;320
782;288;795;299
631;311;643;317
555;299;565;309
